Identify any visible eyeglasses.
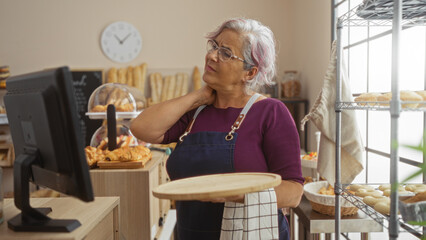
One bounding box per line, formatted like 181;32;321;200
206;40;246;63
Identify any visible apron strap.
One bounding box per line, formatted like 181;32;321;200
179;105;207;142
225;93;261;141
179;93;261;142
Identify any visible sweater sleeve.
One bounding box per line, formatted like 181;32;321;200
262;101;304;185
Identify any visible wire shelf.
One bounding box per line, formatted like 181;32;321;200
338;186;424;238
336;101;426;111
338;0;426;27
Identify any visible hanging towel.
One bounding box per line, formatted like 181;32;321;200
220;188;279;240
301;41;364;185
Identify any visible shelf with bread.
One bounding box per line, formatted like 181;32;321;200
305;180;425;238
333;1;426;239
336;184;425;238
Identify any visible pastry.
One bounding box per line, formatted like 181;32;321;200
374;201;390;215
403;191;426;203
363;196;389;206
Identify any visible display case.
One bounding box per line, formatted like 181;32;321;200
86;83;146;119
333;0;426;239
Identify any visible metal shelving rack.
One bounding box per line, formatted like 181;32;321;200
333;0;426;239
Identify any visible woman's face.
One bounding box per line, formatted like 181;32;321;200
203;28;247;93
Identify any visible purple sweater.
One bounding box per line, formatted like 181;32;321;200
162;98;304;184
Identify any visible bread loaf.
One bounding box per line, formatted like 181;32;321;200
377;91;422;108
108;68;118;83
118;68;127;84
192;66;201;90
126;66;134;86
174;73;184;98
181;73;189;96
160;76;170;102
150;73;163;104
354;92;382;106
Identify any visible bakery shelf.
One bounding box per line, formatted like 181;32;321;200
336;101;426;111
333;0;425;239
339;0;426;27
337;186;424;238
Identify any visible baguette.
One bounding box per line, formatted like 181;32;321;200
118;68;127;84
167;75;176;100
138;63;147;96
174;73;184;97
181;73;189;96
126;66;134;86
161;76;170;102
107;68;118;83
133;66;143;92
192;66;201;90
150;73;163;104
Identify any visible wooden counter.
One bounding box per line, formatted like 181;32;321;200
1;197;120;240
90;150;172;240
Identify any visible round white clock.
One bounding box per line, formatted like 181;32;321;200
100;21;142;63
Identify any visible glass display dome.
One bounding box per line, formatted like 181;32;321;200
86;83;146;119
90;123;139;150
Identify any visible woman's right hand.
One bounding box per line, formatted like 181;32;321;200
195;85;216;107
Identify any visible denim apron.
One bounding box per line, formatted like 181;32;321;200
166;93;289;240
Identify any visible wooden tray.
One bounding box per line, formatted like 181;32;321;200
152;172;281;200
97;160;146;169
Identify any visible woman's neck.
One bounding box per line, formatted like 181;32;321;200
213;91;254;109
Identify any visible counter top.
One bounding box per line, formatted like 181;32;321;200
1;197;120;240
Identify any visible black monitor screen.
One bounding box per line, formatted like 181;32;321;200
4;66;94;232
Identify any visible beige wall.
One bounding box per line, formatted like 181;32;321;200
0;0;294;74
0;0;331;151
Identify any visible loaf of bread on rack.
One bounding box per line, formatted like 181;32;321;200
354;92;382;106
377;91;422;108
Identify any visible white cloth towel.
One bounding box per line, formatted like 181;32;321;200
301;41;364;185
220;188;278;240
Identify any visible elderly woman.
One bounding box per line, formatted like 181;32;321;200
131;18;303;240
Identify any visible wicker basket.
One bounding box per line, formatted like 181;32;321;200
304;181;358;216
309;201;358;216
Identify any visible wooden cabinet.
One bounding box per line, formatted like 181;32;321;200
90;151;171;240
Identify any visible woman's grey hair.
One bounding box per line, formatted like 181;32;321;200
206;18;277;92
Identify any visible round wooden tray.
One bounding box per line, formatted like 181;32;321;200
152;172;281;200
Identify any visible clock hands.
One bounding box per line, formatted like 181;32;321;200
114;34;122;44
121;33;131;44
114;33;131;45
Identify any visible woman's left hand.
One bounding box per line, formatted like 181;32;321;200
200;194;244;203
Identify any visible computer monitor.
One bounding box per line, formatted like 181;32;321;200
4;66;94;232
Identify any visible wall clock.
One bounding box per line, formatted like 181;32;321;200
100;21;142;63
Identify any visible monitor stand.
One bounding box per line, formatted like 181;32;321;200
7;151;81;232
